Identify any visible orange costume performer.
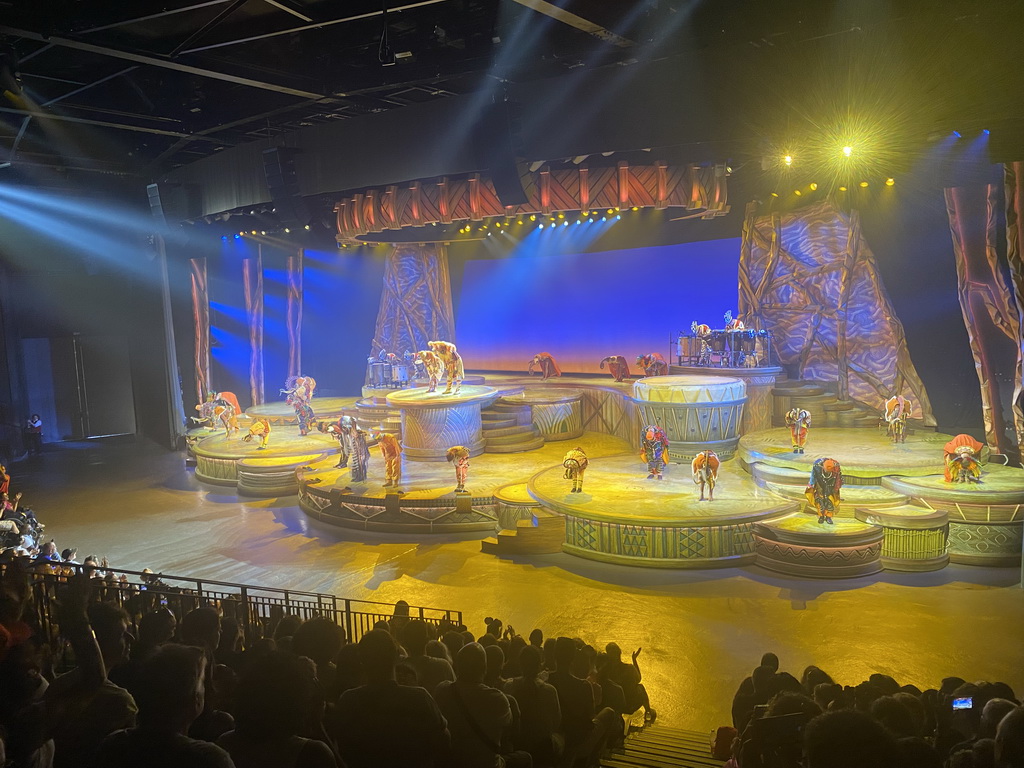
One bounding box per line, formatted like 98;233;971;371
446;445;471;494
427;340;464;394
636;353;668;377
377;433;403;488
883;395;913;444
691;450;720;501
785;407;811;454
943;434;984;483
599;355;631;382
806;458;842;525
243;418;272;449
528;353;562;380
193;391;241;439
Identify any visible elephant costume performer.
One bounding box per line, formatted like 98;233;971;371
427;340;464;394
692;450;720;501
528;352;562;380
446;445;471;494
785;407;811;454
562;447;589;494
806;457;842;525
636;353;668;377
318;418;350;468
242;417;272;450
943;433;984;483
883;395;913;444
281;375;317;435
599;355;631;382
340;415;371;483
377;433;403;488
193;391;241;439
640;425;670;480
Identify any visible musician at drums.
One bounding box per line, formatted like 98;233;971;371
785;407;811;454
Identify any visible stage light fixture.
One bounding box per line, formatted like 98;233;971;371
842;146;853;157
221;235;228;241
770;192;779;198
783;155;793;166
304;225;311;230
251;230;257;235
794;190;802;196
809;183;818;191
487;232;492;237
885;178;895;186
234;234;241;239
582;210;589;216
601;217;606;222
983;129;991;135
953;130;962;138
529;214;536;221
615;214;621;220
562;221;568;226
607;209;614;214
839;186;847;192
859;181;869;187
260;230;266;235
558;212;565;219
539;223;544;228
284;228;291;233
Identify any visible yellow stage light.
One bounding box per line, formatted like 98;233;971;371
631;206;639;211
794;190;801;196
251;230;257;235
558;212;565;219
859;181;869;187
839;186;847;191
770;192;779;198
529;214;536;221
304;225;311;230
783;155;793;166
809;183;818;191
284;228;290;233
607;209;614;214
885;178;895;186
842;146;853;157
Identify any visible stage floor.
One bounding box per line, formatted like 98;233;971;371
246;396;359;424
194;429;338;459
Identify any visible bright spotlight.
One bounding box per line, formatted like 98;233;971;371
794;190;802;196
783;155;793;166
539;223;544;229
859;181;869;187
631;207;639;211
221;235;228;241
562;221;568;227
953;130;962;139
809;182;818;191
234;233;241;239
838;186;847;192
529;214;536;221
983;129;991;135
770;192;779;198
842;146;853;157
558;212;565;219
615;214;621;220
885;178;895;186
260;230;266;235
575;219;581;225
284;227;291;233
606;209;614;215
251;230;257;235
304;225;311;230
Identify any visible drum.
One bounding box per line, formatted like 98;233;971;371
391;364;410;386
677;335;702;363
737;330;758;353
708;331;728;352
369;361;391;388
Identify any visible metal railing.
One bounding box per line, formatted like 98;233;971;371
11;563;462;650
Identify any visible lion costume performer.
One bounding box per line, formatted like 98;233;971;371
377;433;403;488
599;355;631;382
413;349;444;393
636;353;668;377
193;391;241;438
528;353;562;380
318;418;350;468
943;434;984;483
640;425;670;480
339;415;371;483
806;457;842;525
427;340;464;394
883;395;913;444
562;447;589;494
446;445;471;494
692;450;720;501
242;417;272;450
281;375;317;435
785;407;811;454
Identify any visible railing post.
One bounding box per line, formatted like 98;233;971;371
240;587;249;643
344;599;352;642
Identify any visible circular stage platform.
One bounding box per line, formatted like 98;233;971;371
246;397;358;425
528;456;798;568
500;388;584;441
193;430;338;492
739;427;950;481
386;385;499;460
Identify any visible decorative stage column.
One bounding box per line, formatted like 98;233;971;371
1003;162;1024;452
189;257;211;404
945;185;1021;458
386;385;498;460
371;243;456;356
738;200;935;425
242;250;265;406
286;250;303;378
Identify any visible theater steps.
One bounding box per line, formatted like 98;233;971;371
481;405;545;453
480;508;564;555
600;726;723;768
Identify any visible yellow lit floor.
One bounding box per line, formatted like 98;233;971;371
13;438;1024;730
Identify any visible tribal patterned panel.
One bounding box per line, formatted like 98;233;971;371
738;200;935;423
563;515;757;562
531;401;583;440
401;405;483;451
947;521;1023;565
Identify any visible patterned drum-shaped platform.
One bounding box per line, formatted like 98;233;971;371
386;386;499;461
632;375;747;461
499;388;584;441
754;514;884;578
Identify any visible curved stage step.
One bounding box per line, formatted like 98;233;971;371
754;513;884;578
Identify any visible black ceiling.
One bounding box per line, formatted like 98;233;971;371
2;0;1023;184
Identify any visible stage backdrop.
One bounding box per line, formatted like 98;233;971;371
454;239;740;374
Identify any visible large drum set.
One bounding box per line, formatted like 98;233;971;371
677;327;774;368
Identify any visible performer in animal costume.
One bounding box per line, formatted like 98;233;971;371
883;395;912;444
339;415;371;483
640;425;670;480
242;417;272;450
193;391;241;438
562;447;589;494
599;355;631;382
427;340;464;394
446;445;471;494
943;433;984;483
413;350;444;393
690;322;712;366
692;450;720;501
636;353;668;377
318;418;350;468
377;432;403;488
281;375;317;435
785;407;811;453
528;352;562;380
806;457;842;525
